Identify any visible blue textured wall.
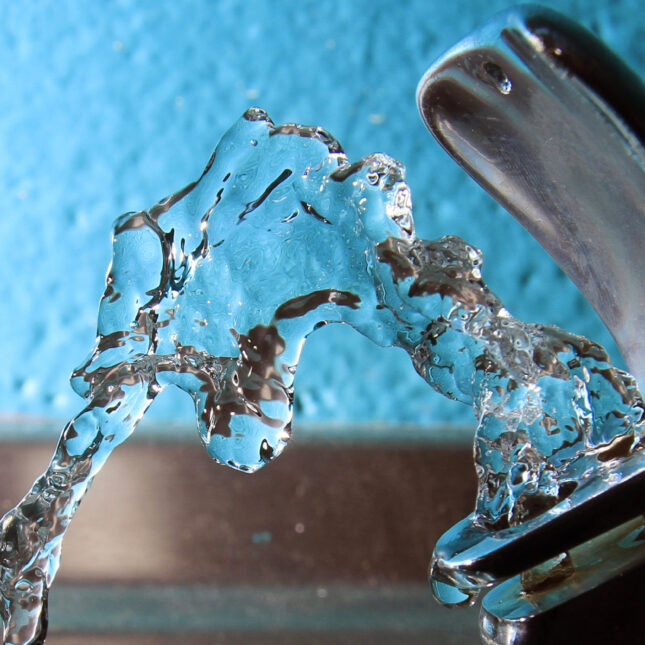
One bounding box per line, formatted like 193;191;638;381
0;0;642;433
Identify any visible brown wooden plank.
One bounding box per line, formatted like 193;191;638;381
47;631;477;645
0;439;476;584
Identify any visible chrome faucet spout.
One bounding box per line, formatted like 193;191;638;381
417;4;645;386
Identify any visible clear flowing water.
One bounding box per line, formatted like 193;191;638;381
1;108;643;643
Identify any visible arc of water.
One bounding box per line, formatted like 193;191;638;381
3;98;645;644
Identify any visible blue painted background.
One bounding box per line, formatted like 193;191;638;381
0;0;641;434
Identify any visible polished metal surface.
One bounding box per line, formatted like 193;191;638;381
432;448;645;591
417;6;645;642
480;518;645;645
417;4;645;384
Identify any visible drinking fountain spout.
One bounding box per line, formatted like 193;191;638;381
418;4;645;387
417;5;645;643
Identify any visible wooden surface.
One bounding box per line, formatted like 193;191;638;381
0;436;481;643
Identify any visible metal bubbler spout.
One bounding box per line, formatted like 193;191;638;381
417;5;645;644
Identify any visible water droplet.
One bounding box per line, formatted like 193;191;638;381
482;61;512;94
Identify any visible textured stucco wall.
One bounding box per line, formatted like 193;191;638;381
0;0;642;434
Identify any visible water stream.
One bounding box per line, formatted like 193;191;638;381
1;108;642;643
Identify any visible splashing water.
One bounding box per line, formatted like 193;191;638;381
1;108;643;643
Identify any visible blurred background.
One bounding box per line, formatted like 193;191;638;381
1;0;642;437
